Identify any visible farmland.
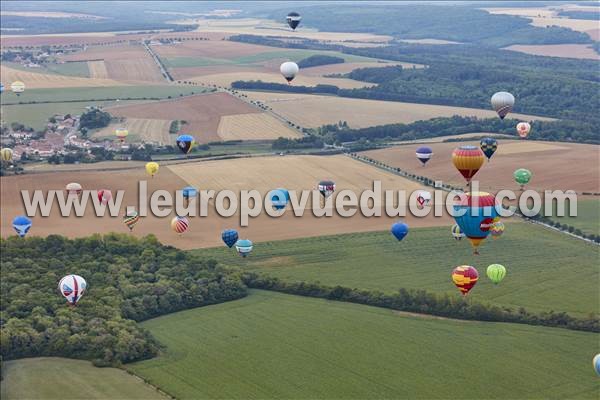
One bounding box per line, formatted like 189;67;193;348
1;358;168;400
129;290;599;399
241;91;555;129
217;113;300;141
362;140;600;193
504;44;600;60
545;198;600;236
0;65;122;89
92;118;173;145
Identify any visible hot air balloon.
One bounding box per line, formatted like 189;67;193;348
391;222;409;241
235;239;253;257
318;180;335;199
486;264;506;284
280;61;299;83
480;137;497;161
0;82;4;94
221;229;239;248
415;190;432;209
286;12;302;30
451;224;464;241
1;147;13;162
146;162;159;177
123;210;139;232
514;168;532;190
415;146;433;166
452;145;485;184
12;216;32;238
97;189;112;205
491;91;514;119
176;134;195;155
66;182;82;196
453;192;499;254
11;81;25;96
58;274;86;306
115;128;128;143
490;220;504;239
516;122;530;139
269;188;289;210
452;266;479;296
171;216;189;235
182;186;197;200
593;354;600;376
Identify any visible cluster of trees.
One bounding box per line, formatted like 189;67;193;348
79;109;111;131
297;54;345;68
242;273;599;333
0;234;247;366
272;136;324;151
526;214;600;243
232;80;339;94
557;11;599;21
47;148;115;165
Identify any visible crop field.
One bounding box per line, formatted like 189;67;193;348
128;290;599;399
2;60;91;77
92;118;174;145
545;198;600;236
0;65;123;89
241;91;554;129
362;140;600;193
1;358;168;400
196;223;599;317
217;113;301;141
192;71;373;89
504;44;600;60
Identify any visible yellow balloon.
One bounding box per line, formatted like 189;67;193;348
145;162;159;177
0;148;14;162
115;128;128;143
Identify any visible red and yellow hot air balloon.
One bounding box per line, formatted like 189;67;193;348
452;145;485;184
452;265;479;296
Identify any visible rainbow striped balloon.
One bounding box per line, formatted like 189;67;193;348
123;210;140;232
171;216;189;235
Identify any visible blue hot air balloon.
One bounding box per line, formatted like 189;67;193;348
415;146;433;166
182;186;197;199
235;239;253;257
391;222;409;241
12;216;32;238
176;134;195;154
221;229;239;248
0;82;4;94
453;192;498;254
480;137;498;161
269;188;289;210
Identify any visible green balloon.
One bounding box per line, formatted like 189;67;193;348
486;264;506;284
514;168;532;186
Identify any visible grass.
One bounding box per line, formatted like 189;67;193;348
129;290;600;399
1;357;168;400
545;198;600;236
194;223;599;316
3;61;90;77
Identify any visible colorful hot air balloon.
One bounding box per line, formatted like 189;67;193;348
66;182;82;196
415;190;432;209
97;189;112;205
269;188;289;210
514;168;532;189
486;264;506;284
11;81;25;96
516;122;530;139
593;354;600;376
453;192;498;254
280;61;299;83
58;274;86;306
452;266;479;296
1;147;13;162
490;220;505;239
182;186;197;200
452;145;485;184
123;210;139;232
171;216;189;235
491;91;514;119
115;128;128;143
235;239;253;257
391;222;409;241
415;146;433;166
318;180;335;199
480;137;497;161
286;11;302;30
451;224;464;241
12;216;32;238
221;229;239;248
176;134;195;155
146;162;159;177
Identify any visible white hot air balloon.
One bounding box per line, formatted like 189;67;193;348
415;190;432;209
66;182;82;196
58;274;87;305
280;61;299;83
491;91;515;119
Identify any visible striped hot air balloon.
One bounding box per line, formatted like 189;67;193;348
452;145;485;184
235;239;253;257
415;146;433;166
1;147;13;162
491;91;514;119
490;220;505;239
123;210;140;232
171;216;189;235
479;137;497;161
451;224;464;241
318;180;335;199
58;274;86;306
286;11;302;30
453;192;498;254
452;266;479;296
486;264;506;284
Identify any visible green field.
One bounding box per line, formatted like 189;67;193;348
195;223;599;316
1;357;168;400
129;290;599;399
4;61;90;77
546;198;600;236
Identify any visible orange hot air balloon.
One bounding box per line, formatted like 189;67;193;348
452;265;479;296
452;145;485;183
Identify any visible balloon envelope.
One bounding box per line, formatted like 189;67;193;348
514;168;532;187
171;216;189;234
452;266;479;295
490;221;505;239
97;189;112;205
491;91;514;119
286;12;302;30
12;216;32;237
146;162;159;177
480;137;498;160
115;128;128;143
11;81;25;94
235;239;253;257
1;147;13;162
123;210;140;231
415;190;432;209
391;222;409;241
269;188;290;210
516;122;531;138
318;180;335;199
66;182;82;196
222;229;239;248
176;134;195;154
453;192;498;254
486;264;506;284
451;223;464;241
182;186;197;199
594;354;600;376
58;274;86;305
452;146;485;183
280;61;299;82
415;146;433;165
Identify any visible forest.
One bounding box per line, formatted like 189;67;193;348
297;54;345;68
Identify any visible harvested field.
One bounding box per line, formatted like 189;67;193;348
217;113;301;141
0;65;124;89
0;33;149;48
241;92;555;129
504;44;600;60
170;65;268;80
87;60;109;78
362;140;600;193
92;119;173;145
107;92;259;143
1;11;106;19
398;38;463;44
190;71;373;89
151;39;276;58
